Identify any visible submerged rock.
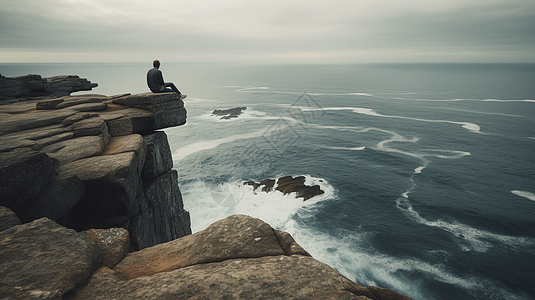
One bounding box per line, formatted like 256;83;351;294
244;175;325;200
212;107;247;119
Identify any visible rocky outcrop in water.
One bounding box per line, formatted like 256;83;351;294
244;175;325;200
0;75;190;251
0;213;411;300
212;107;247;119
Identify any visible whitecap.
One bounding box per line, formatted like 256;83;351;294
511;190;535;202
414;166;425;174
316;107;483;134
396;196;535;253
172;128;267;161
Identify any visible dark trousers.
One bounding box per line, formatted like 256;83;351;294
162;82;181;94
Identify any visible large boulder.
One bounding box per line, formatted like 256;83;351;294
0;148;57;208
0;218;101;299
85;227;130;269
70;215;411;300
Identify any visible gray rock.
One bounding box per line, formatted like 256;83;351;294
0;109;77;136
14;175;86;223
128;170;190;251
102;134;146;175
0;74;97;101
112;93;187;129
115;214;287;280
58;151;143;230
55;95;107;109
100;108;152;137
0;206;21;231
141;131;173;180
67;102;108;112
0;218;101;299
71;117;108;137
62;112;100;126
36;98;64;110
71;215;411;300
42;135;106;165
85;228;130;269
0;148;57;208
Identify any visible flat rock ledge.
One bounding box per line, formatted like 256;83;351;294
0;213;411;300
0;76;190;252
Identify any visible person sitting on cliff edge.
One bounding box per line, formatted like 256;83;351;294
147;60;187;99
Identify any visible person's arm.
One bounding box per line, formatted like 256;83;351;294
157;70;165;85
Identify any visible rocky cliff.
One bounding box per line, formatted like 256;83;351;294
0;75;190;251
0;75;411;299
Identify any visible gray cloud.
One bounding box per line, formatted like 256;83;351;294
1;0;534;62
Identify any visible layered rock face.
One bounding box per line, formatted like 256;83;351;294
0;74;98;102
0;75;190;251
0;213;411;300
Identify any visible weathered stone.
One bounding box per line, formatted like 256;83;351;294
151;106;187;129
0;74;97;101
71;117;108;137
71;215;411;300
59;152;143;230
111;93;187;129
0;148;57;208
102;134;146;175
72;255;379;300
274;229;310;256
85;228;130;268
128;170;190;251
141;131;173;180
112;92;181;106
100;108;153;136
114;215;285;280
36;98;64;110
54;95;107;109
0;206;21;231
62;112;100;126
42;135;106;165
14;175;86;223
0;218;101;299
67;102;108;112
0;109;77;136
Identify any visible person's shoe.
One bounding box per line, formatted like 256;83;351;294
180;94;187;100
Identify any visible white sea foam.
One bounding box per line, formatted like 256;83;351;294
320;146;366;151
414;166;425;174
511;190;535;202
181;174;336;233
396;196;535;253
314;107;483;134
172;128;267;161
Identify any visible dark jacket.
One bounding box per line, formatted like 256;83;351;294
147;68;165;92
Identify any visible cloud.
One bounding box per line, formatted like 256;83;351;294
1;0;534;62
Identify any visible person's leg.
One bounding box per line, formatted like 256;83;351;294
164;82;181;94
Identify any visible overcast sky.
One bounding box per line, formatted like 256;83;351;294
1;0;534;63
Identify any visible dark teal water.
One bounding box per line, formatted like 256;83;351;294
2;63;535;300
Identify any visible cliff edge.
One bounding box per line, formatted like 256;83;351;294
0;75;411;299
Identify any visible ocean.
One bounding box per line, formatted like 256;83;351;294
2;62;534;300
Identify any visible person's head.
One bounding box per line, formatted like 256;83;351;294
153;60;160;69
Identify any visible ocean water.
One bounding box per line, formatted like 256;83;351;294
2;63;535;300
